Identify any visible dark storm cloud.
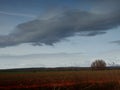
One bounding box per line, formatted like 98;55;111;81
0;0;120;47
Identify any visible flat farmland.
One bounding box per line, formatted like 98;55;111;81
0;69;120;90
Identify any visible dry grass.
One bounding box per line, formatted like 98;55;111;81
0;69;120;89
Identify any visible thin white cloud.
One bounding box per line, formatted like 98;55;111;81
0;11;36;18
0;52;88;69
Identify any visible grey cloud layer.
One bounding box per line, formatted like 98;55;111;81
0;0;120;47
111;40;120;45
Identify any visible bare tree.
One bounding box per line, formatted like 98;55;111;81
91;59;106;70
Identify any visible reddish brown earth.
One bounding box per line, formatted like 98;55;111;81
0;70;120;89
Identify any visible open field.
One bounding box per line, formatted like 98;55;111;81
0;68;120;90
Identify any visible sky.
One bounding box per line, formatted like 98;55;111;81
0;0;120;69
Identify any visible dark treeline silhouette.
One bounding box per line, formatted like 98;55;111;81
0;66;120;72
